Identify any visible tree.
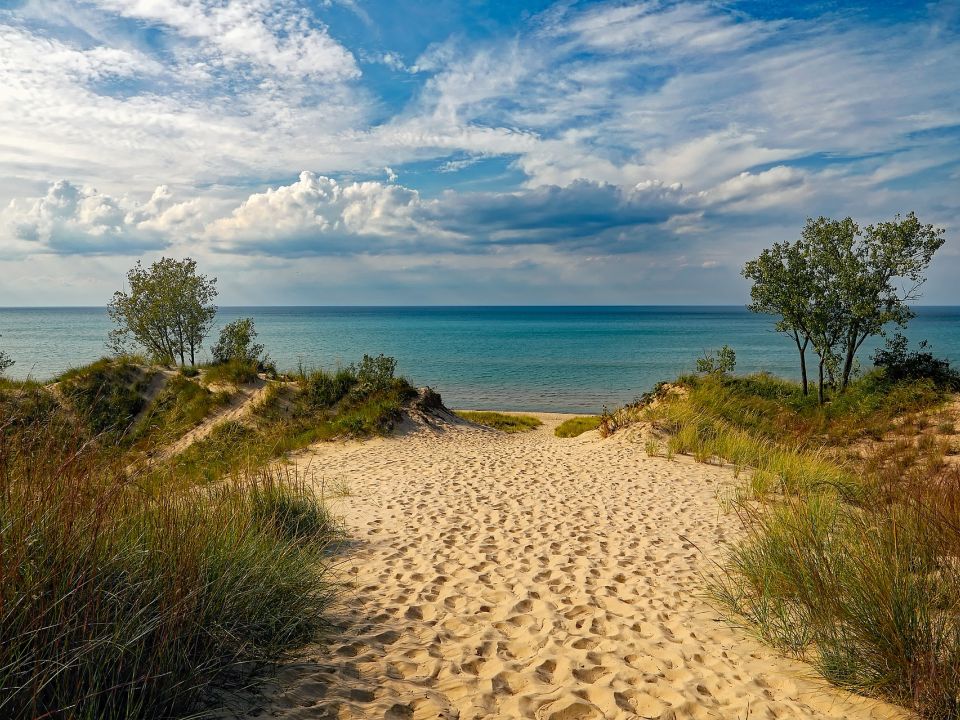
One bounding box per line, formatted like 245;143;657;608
108;257;217;366
0;334;14;375
837;213;944;390
211;318;265;366
696;345;736;375
743;212;945;405
742;240;815;394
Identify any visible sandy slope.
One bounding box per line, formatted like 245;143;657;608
242;412;909;720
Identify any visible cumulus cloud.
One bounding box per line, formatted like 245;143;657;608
2;180;201;255
203;173;696;255
203;171;451;254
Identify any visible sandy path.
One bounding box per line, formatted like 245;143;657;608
249;413;908;720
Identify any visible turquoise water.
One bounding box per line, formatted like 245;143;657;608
1;306;958;413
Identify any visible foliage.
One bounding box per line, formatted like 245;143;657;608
203;358;261;385
352;353;398;395
872;334;960;390
456;410;542;433
554;415;601;437
0;333;14;375
743;212;946;404
108;257;217;366
743;241;814;393
211;317;266;366
696;345;736;375
303;367;357;408
0;406;336;720
58;357;151;438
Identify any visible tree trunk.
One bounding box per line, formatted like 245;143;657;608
818;359;825;405
840;321;861;392
793;331;809;396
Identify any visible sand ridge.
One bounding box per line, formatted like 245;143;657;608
242;412;909;720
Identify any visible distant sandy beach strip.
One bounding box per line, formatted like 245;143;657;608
241;412;909;720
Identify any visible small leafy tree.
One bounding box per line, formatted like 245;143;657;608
211;318;265;366
108;257;217;366
696;345;736;375
0;334;14;375
743;240;814;394
353;354;397;394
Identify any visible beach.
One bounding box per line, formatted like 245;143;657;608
238;411;908;720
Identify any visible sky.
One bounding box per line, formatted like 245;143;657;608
0;0;958;306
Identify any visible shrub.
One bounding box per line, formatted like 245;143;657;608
872;334;960;390
304;367;356;408
353;353;397;395
696;345;737;375
555;416;601;438
0;333;14;374
58;357;150;437
211;318;266;366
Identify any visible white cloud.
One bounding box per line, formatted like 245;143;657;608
88;0;359;81
2;180;202;255
203;171;452;253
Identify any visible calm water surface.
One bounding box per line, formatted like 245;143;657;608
1;306;958;413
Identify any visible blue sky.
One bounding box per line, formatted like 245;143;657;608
0;0;957;304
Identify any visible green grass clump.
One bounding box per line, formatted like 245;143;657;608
202;358;260;386
58;357;153;438
456;410;542;433
0;414;337;720
554;415;601;438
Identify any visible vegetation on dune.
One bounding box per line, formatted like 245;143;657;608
456;410;543;433
0;332;14;375
154;356;416;487
0;253;427;719
554;415;601;438
0;403;338;720
57;356;154;438
204;317;274;385
603;211;959;718
631;369;960;718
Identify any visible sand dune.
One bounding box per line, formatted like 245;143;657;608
241;412;909;720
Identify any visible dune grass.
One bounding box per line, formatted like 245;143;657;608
632;371;960;718
154;366;417;486
0;353;419;719
554;415;601;438
0;408;338;720
456;410;542;433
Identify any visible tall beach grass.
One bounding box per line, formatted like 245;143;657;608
0;381;340;719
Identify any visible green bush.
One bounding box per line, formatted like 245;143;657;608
353;353;397;395
58;357;150;437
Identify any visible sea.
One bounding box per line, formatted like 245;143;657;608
1;306;958;413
